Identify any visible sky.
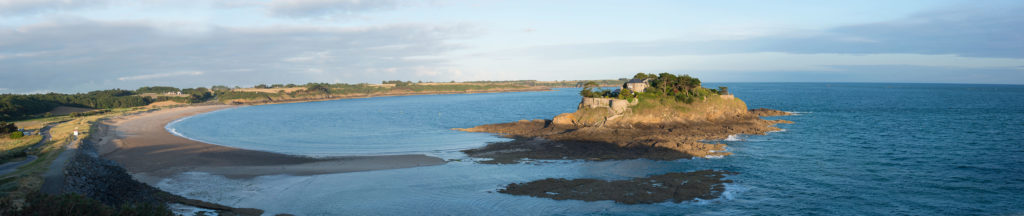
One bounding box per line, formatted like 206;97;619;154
1;0;1022;93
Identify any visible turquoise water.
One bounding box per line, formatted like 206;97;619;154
166;84;1024;215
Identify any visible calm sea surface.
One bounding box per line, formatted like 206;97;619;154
166;83;1024;215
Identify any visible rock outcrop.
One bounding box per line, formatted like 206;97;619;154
499;170;736;204
456;95;793;163
750;108;793;117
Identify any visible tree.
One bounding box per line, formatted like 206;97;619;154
211;85;231;91
306;83;330;94
618;88;634;100
136;86;180;94
632;73;653;80
254;84;269;89
579;81;600;97
0;121;16;134
718;86;729;95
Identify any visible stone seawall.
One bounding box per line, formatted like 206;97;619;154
578;97;635;115
62;135;166;206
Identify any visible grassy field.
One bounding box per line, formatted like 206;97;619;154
630;93;747;118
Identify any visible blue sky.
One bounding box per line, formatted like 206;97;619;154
1;0;1022;93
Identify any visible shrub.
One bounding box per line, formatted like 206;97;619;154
0;121;15;134
8;132;23;139
0;192;173;216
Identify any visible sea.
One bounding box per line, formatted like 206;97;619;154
165;83;1024;215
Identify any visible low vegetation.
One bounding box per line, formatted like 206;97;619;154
0;192;173;216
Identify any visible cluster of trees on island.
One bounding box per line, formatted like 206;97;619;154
580;73;729;103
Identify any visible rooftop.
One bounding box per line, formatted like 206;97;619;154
627;78;649;84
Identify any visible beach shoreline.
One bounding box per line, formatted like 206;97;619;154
95;105;446;185
96;87;572;184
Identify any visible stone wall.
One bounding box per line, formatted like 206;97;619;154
579;97;634;114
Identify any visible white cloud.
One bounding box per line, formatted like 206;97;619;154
117;70;204;81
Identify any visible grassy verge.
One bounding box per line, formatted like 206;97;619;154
0;135;43;163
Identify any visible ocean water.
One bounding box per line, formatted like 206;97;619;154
166;83;1024;215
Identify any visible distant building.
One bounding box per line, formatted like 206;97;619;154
625;78;650;93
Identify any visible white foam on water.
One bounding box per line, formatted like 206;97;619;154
786;111;811;115
704;155;725;159
690;182;745;205
720;183;745;201
724;134;742;141
167;203;216;216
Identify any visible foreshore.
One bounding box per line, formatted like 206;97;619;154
95;87;567;184
94;105;446;185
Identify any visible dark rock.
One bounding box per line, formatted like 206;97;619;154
499;170;736;204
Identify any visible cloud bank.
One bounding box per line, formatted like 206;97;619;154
0;19;469;93
267;0;401;18
0;0;108;16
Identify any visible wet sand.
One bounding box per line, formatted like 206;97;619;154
95;105;445;185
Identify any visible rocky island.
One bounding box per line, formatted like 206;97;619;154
456;73;793;204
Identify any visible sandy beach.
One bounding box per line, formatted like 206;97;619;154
94;105;446;185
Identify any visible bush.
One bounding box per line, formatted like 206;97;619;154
0;121;15;134
8;132;23;139
0;192;173;216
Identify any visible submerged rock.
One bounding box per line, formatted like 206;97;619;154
749;108;793;117
499;170;736;204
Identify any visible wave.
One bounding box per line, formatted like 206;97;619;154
724;134;742;141
704;155;725;159
786;111;811;115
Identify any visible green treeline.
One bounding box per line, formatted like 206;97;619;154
0;90;151;120
2;79;625;121
135;86;180;94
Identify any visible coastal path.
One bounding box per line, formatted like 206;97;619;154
40;129;79;195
